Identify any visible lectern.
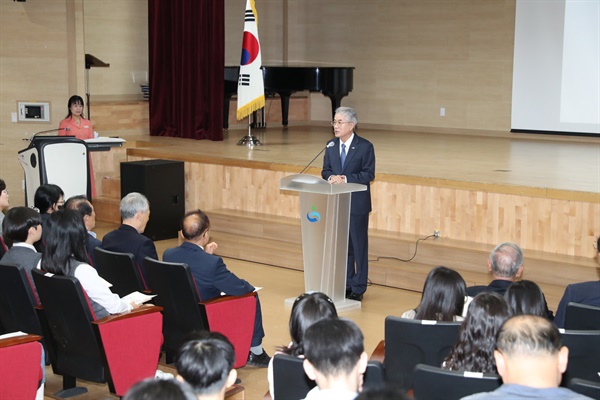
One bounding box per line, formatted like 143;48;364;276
280;174;366;311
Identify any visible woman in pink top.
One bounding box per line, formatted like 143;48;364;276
58;95;96;198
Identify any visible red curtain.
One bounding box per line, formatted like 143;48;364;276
148;0;224;140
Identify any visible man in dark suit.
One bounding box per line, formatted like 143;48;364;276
322;107;375;301
64;195;101;267
163;209;270;368
102;192;157;284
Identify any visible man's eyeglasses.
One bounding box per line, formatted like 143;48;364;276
331;121;351;126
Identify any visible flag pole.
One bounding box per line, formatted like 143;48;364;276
237;115;262;146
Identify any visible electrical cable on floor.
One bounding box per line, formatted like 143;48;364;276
369;234;437;264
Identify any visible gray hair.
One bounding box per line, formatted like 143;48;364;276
496;315;561;357
120;192;149;220
335;106;358;126
489;242;523;278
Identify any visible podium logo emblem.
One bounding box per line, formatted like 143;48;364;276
306;206;321;223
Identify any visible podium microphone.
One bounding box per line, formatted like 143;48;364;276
32;127;70;137
300;141;335;174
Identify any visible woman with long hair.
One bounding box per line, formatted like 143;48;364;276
504;280;547;318
443;292;513;373
41;209;137;318
268;291;338;399
402;266;467;321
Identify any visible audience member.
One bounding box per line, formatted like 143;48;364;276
554;236;600;328
163;209;270;367
33;183;64;251
123;378;196;400
0;178;9;236
401;266;466;321
102;192;158;283
302;318;368;400
64;195;101;267
1;207;43;296
42;209;138;318
443;292;512;374
176;331;237;400
268;292;338;398
461;315;593;400
504;280;547;318
466;242;553;319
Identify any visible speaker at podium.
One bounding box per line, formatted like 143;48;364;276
18;136;90;206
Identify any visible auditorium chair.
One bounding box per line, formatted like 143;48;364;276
144;257;257;368
383;316;461;390
412;363;502;400
94;247;148;296
32;269;163;397
269;352;385;400
560;329;600;385
0;333;44;400
565;302;600;331
568;378;600;400
0;262;57;370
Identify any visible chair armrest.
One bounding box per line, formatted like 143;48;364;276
0;334;43;348
370;339;385;363
226;384;245;400
92;305;163;325
202;291;257;305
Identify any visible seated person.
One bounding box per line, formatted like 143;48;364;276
176;331;238;400
554;236;600;328
33;183;64;251
0;178;9;237
269;292;338;398
302;318;368;400
401;266;466;321
163;209;270;367
504;280;548;318
1;207;43;296
462;315;593;400
42;209;139;318
102;192;157;284
443;292;512;374
64;195;101;267
123;377;196;400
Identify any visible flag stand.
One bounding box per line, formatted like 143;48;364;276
237;116;262;146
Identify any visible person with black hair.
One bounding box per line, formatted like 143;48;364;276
401;266;466;321
462;315;592;399
302;318;368;400
163;209;270;367
123;378;196;400
268;292;338;398
33;183;64;251
175;331;238;400
1;207;43;296
64;195;101;267
0;178;9;236
553;236;600;328
443;292;512;374
504;280;548;318
41;209;138;318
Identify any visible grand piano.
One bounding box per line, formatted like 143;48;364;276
224;64;354;129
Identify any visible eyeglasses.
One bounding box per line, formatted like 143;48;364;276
331;121;352;126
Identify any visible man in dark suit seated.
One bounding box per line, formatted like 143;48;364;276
466;242;553;319
163;209;270;367
102;192;158;283
64;195;101;267
554;236;600;328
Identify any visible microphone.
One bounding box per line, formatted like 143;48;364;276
32;127;70;137
300;141;335;174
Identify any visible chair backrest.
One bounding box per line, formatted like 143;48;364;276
272;353;385;400
413;363;502;400
560;330;600;385
144;257;208;356
384;316;461;390
94;247;146;297
0;335;43;400
31;269;107;383
568;378;600;399
0;263;41;333
566;303;600;331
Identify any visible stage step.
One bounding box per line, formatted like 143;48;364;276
207;208;597;309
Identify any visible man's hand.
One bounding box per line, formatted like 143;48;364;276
205;242;218;254
328;175;346;184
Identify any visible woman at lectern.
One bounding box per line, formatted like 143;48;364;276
58;95;96;197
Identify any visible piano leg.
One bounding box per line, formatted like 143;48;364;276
325;93;349;119
223;95;232;130
277;91;293;127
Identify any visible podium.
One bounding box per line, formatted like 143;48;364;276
18;136;90;206
280;174;367;311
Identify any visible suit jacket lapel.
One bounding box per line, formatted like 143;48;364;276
341;135;359;174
